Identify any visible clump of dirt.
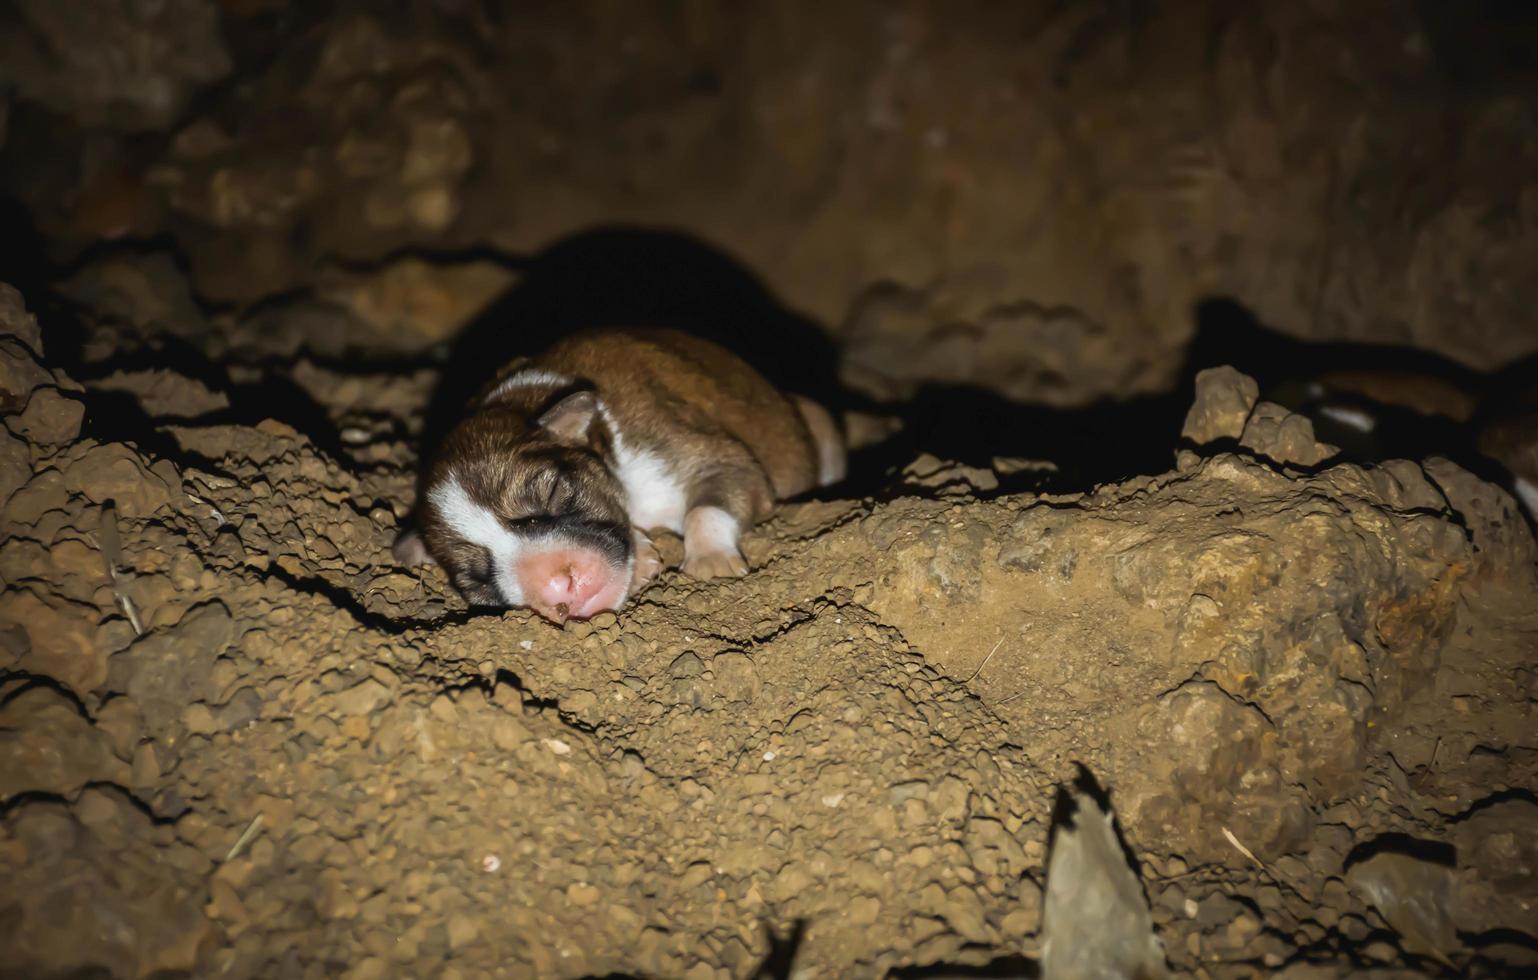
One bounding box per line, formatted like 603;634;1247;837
2;277;1537;978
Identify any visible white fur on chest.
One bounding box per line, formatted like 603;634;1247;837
604;407;687;532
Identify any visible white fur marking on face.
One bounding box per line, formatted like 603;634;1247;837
684;506;739;559
429;472;635;613
1514;476;1538;521
427;474;527;605
1316;404;1376;434
485;369;575;403
599;403;688;532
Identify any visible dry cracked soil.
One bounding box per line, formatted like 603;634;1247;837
1;271;1537;980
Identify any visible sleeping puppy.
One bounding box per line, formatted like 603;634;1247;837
394;328;845;623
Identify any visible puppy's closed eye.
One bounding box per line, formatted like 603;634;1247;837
505;514;556;532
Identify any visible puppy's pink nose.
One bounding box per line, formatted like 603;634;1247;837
517;549;627;623
535;565;599;622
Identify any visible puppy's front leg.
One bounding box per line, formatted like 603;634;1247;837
630;526;663;591
681;467;767;579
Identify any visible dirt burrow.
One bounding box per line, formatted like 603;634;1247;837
2;280;1537;978
13;3;1538;397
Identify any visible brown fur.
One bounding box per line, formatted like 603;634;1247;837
532;329;822;527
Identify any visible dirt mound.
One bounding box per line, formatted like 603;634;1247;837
2;281;1537;977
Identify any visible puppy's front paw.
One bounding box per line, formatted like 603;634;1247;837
631;529;663;590
682;548;748;579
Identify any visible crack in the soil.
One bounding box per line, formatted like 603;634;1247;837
0;779;182;824
253;560;496;633
0;672;98;721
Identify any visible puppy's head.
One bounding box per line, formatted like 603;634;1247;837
401;388;633;623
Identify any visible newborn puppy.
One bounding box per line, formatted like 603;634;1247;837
395;328;845;623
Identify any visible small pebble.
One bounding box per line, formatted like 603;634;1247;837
182;703;216;735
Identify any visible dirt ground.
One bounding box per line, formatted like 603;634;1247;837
3;3;1538;976
2;258;1537;980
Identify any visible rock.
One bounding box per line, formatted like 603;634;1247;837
490;714;531;750
1041;789;1168;980
1422;456;1538;575
1182;366;1260;444
670;651;704;677
710;651;760;703
57;253;206;342
0;284;43;354
1454;799;1538;894
211;527;245;563
63;443;172;517
1346;850;1460;967
332;678;391;716
0;428;29;505
964;817;1027;877
566;882;601;907
1134;683;1313;859
0;686;128;797
901;454;1001;495
0;790;210;977
107;600;233;730
939;885;991;943
315;257;515;349
92;696;143;760
2;467;69;524
863;451;1480;861
0;339;52;412
0;589;107;693
428;693;459;723
446;912;480;950
1238;402;1339;467
181;702;217;736
1449;798;1538;939
0;0;231;130
10;387;85;446
848;895;881;925
130;742;161;787
215;686;263;731
842;282;1152;407
207;877;248;923
340;714;371;742
90;370;229;419
363;114;473;233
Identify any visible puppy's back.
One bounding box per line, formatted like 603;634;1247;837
542;329;819;499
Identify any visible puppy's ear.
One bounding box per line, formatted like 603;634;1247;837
393;528;435;566
538;390;598;445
